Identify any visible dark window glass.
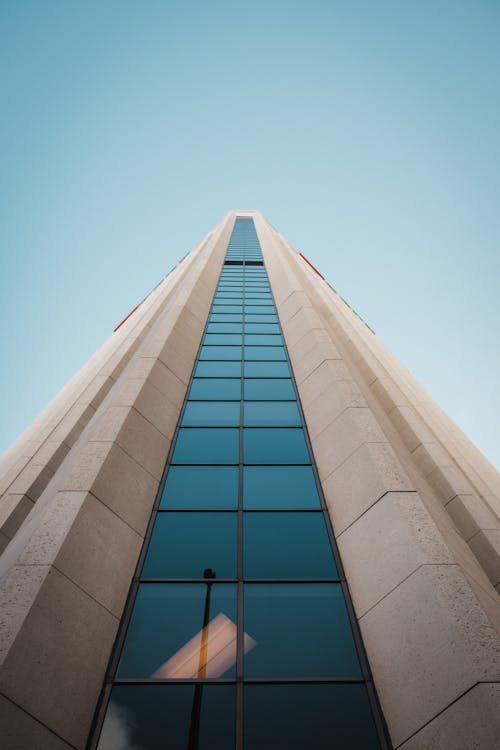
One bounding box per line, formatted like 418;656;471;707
245;323;280;334
244;334;283;346
244;513;337;578
173;428;239;464
199;346;242;361
245;314;278;323
118;584;237;678
245;305;275;314
204;334;243;346
212;305;243;314
160;466;238;509
182;402;240;427
244;361;290;378
189;378;241;401
243;401;301;426
195;361;241;378
209;314;243;323
206;323;243;334
98;685;236;750
243;584;361;678
244;346;286;361
143;513;237;578
244;378;295;400
243;465;320;509
244;684;381;750
243;428;310;464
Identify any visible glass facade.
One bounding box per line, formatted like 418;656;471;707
94;219;387;749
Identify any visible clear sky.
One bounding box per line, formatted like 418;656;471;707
1;0;499;469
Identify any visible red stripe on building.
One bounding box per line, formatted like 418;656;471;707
113;303;141;332
299;252;325;280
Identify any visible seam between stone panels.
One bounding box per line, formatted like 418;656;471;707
86;440;162;484
0;690;79;750
135;356;188;390
393;681;484;749
309;404;384;445
85;490;145;538
358;563;458;620
336;491;418;538
319;437;392;486
51;565;120;622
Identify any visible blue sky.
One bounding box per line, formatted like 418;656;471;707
1;0;499;468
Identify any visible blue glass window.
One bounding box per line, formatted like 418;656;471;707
244;334;283;346
245;323;280;334
160;466;238;509
244;378;295;400
244;361;290;378
243;428;310;463
243;465;320;509
189;378;240;400
199;346;242;360
173;428;239;464
206;323;243;334
244;346;286;361
243;401;301;426
182;402;240;426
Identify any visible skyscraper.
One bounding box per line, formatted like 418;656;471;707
1;210;499;749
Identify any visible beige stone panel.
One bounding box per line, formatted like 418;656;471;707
18;491;142;617
60;442;158;536
50;402;96;447
280;306;325;349
311;406;387;481
88;405;170;481
0;531;10;555
277;290;313;324
111;378;179;441
427;464;475;504
370;377;409;413
288;329;342;386
322;442;413;534
126;356;187;409
0;494;34;541
298;359;353;407
469;529;500;587
0;457;29;497
398;683;500;750
0;567;118;749
445;494;498;542
0;694;72;750
388;405;435;453
303;380;366;440
345;338;382;386
410;441;454;479
360;564;500;746
30;441;70;473
337;491;453;616
7;463;54;501
0;564;50;663
78;374;115;408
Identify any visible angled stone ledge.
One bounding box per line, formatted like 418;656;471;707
0;694;72;750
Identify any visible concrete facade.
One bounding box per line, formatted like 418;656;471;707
1;210;499;749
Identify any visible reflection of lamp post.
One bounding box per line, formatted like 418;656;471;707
188;568;216;750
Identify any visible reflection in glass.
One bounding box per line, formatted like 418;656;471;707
189;378;241;401
143;513;237;578
244;584;361;678
243;428;310;464
244;401;301;426
244;346;286;361
98;684;236;750
199;346;242;361
243;465;320;508
195;361;241;378
244;684;381;749
182;401;240;426
118;583;237;678
160;466;238;509
173;428;239;464
244;361;290;378
244;513;337;579
244;378;295;400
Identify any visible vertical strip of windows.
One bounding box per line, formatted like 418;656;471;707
90;218;391;749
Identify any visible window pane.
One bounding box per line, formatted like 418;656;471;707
243;401;301;426
209;314;243;323
244;361;290;378
206;323;243;334
243;465;320;509
118;584;237;678
160;466;238;509
243;429;309;463
244;684;381;750
195;361;241;378
244;334;283;346
244;513;337;578
182;402;240;426
143;513;237;578
244;346;286;361
189;378;241;400
212;305;243;314
244;584;361;678
203;334;243;346
98;685;236;750
199;346;242;360
244;379;295;400
245;314;278;323
173;428;239;464
245;323;280;334
245;305;275;314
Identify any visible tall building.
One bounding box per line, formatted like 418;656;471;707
1;210;500;750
